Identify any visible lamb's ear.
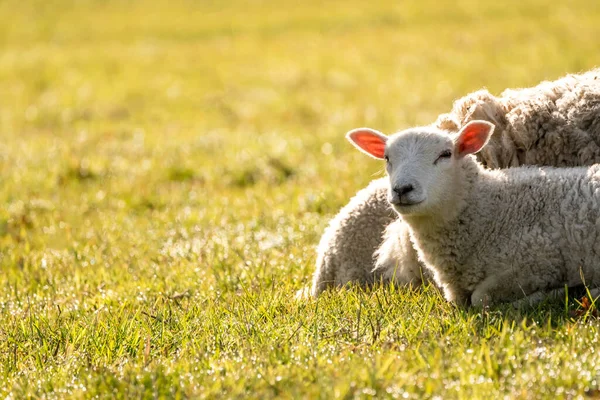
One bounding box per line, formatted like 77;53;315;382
346;128;388;159
454;120;495;158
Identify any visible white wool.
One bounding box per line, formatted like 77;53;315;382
311;69;600;299
379;124;600;306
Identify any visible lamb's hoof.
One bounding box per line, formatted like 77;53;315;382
470;292;491;309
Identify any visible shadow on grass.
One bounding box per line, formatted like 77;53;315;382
305;281;600;346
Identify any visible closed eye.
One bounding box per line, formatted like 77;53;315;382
434;150;452;164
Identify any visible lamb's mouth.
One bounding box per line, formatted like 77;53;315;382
392;200;424;210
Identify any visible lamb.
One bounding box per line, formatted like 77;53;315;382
347;120;600;306
311;68;600;297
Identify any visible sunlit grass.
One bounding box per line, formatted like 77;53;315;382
1;0;600;397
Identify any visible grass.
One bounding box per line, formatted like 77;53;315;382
1;0;600;397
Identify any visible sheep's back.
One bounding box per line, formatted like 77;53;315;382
435;69;600;170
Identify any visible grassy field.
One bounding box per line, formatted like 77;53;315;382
1;0;600;398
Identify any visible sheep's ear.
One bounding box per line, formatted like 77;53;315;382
454;120;495;158
346;128;388;159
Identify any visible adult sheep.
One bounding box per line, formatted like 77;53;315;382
312;68;600;297
346;120;600;306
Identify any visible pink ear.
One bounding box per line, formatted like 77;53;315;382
346;128;387;159
455;121;495;158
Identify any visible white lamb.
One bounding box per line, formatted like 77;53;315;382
347;120;600;306
311;68;600;297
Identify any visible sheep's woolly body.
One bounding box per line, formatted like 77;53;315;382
436;69;600;169
406;158;600;306
312;69;600;296
311;178;396;296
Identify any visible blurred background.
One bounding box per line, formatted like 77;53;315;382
2;0;600;286
1;0;599;278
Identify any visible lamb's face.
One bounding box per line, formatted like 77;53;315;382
346;120;495;217
384;129;456;217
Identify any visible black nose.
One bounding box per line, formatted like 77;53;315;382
394;184;414;197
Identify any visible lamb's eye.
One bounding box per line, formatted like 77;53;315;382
384;155;390;164
434;150;452;164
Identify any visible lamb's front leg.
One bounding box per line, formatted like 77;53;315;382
471;268;561;307
511;286;600;308
510;287;566;308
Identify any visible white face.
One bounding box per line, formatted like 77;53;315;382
346;120;494;217
384;129;457;216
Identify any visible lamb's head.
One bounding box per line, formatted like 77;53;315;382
346;120;495;217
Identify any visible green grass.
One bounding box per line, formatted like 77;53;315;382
1;0;600;397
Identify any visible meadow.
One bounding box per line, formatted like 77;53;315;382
1;0;600;398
